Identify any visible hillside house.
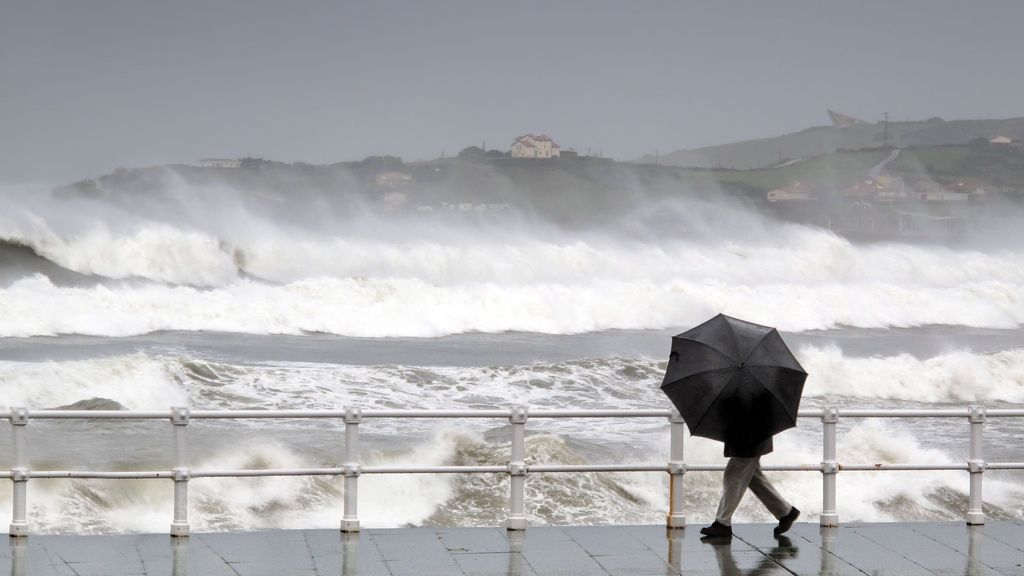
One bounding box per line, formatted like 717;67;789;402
197;158;241;168
871;175;909;201
511;134;561;158
767;181;812;202
374;171;414;188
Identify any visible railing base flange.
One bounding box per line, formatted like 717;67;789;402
340;519;360;533
169;523;190;537
966;513;985;526
506;518;527;531
8;523;28;538
819;513;839;527
666;515;686;529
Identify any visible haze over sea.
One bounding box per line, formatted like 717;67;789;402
1;171;1023;534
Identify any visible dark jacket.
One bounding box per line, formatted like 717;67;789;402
724;436;773;458
722;385;775;457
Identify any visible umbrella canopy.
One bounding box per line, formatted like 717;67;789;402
661;314;807;451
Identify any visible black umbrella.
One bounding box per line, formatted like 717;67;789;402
661;314;807;451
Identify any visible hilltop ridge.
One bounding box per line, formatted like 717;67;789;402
638;116;1024;169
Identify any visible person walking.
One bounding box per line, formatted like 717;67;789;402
660;314;806;539
699;413;799;538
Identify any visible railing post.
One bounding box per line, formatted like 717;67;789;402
172;535;188;576
666;407;686;529
341;407;361;533
342;532;360;576
820;406;839;527
507;405;528;531
9;407;30;537
966;405;986;525
170;407;190;537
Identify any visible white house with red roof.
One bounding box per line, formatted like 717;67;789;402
511;134;561;158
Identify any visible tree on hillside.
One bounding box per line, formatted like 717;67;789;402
360;155;404;171
968;137;990;151
458;146;486;161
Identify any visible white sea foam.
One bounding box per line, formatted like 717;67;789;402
4;347;1022;418
4;177;1024;337
2;268;1023;338
0;353;188;409
800;345;1024;402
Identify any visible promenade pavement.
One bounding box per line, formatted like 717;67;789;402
0;522;1022;575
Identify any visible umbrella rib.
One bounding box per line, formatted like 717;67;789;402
746;368;802;421
672;336;738;364
688;369;740;435
723;320;740;361
740;328;775;364
766;386;799;429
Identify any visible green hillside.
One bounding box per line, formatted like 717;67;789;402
642;117;1024;170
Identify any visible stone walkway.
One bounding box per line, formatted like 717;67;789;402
0;522;1022;575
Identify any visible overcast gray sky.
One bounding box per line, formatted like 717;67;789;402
3;0;1024;183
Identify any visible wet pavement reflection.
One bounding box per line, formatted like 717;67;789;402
702;535;797;575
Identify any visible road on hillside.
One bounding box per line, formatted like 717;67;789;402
868;148;901;180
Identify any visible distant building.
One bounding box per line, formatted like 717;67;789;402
843;180;875;199
827;109;867;127
871;175;908;201
920;191;970;202
989;136;1013;145
381;191;408;210
374;171;414;188
197;158;241;168
511;134;561;158
767;181;812;202
912;181;970;202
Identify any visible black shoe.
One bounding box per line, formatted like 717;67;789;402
774;507;800;536
700;521;733;538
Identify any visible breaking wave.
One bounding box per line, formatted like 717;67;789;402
3;177;1024;337
3;347;1024;414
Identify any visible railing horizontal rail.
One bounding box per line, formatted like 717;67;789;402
987;462;1024;470
837;409;969;418
528;410;670;418
984;409;1024;417
839;463;969;471
13;462;1024;480
530;464;666;473
7;407;1024;420
193;468;346;478
362;466;508;474
16;411;170;419
30;471;174;479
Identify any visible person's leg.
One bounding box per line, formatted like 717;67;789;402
714;457;759;526
748;461;800;535
747;461;792;519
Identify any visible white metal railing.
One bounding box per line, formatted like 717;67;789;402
3;405;1024;537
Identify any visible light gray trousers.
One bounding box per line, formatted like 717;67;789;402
715;457;792;526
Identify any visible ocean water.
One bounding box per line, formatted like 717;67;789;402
1;174;1023;533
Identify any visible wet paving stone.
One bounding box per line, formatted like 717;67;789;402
0;522;1021;575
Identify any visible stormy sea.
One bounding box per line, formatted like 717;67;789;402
1;170;1023;534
